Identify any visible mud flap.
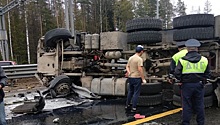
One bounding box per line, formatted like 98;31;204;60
71;83;101;99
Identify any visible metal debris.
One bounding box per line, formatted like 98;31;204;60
11;90;45;114
53;118;59;123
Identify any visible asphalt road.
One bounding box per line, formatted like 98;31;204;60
5;97;220;125
4;79;220;125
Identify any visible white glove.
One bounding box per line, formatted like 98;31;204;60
142;79;147;84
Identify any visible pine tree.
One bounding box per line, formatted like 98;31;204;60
134;0;157;18
135;0;149;17
114;0;134;31
101;0;115;32
159;0;174;29
204;0;212;14
174;0;186;17
197;6;201;14
148;0;157;17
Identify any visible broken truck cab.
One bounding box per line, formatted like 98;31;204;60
36;28;130;97
35;14;220;107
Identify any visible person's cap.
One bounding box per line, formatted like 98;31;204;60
136;45;144;52
176;41;185;48
185;39;201;47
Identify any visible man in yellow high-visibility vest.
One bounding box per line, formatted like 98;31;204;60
168;41;188;83
174;39;211;125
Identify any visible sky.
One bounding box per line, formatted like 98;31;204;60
172;0;220;16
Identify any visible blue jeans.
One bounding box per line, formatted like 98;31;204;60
126;78;141;109
0;101;6;125
181;82;204;125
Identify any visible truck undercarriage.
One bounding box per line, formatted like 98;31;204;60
35;14;220;107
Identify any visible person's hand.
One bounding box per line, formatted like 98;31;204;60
142;79;147;85
167;78;174;84
177;82;182;86
125;72;129;77
0;84;2;89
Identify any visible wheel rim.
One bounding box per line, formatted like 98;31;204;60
54;82;71;96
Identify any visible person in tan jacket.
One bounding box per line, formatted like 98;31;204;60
125;45;146;112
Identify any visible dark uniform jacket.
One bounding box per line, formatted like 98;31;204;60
174;51;211;83
0;66;7;102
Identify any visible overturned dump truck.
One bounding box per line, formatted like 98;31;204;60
35;14;220;107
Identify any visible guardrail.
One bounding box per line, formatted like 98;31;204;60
2;64;37;79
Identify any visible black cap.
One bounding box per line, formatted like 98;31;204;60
176;41;185;48
136;45;144;52
185;39;201;47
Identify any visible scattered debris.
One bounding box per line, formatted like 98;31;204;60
11;90;45;114
42;75;100;99
17;93;25;98
71;83;101;99
53;118;59;123
134;114;145;119
143;122;163;125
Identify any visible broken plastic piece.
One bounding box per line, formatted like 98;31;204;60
53;118;59;123
134;114;145;119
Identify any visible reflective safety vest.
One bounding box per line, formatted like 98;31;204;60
179;56;208;74
172;49;188;66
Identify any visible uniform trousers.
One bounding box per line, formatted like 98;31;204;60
181;82;205;125
0;101;6;125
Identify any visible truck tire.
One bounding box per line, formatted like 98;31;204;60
137;94;162;106
42;75;71;97
173;83;213;96
173;83;181;96
173;27;214;41
173;94;213;108
44;28;72;48
140;82;162;95
204;83;213;96
204;95;213;108
173;94;182;107
173;14;215;29
126;18;162;32
127;31;162;44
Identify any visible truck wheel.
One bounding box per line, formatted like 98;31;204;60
174;83;213;96
204;95;213;108
173;94;182;107
173;83;181;96
140;82;162;95
127;31;162;44
44;28;72;48
173;27;214;41
126;18;162;32
42;75;71;97
204;83;213;96
137;94;162;106
54;82;71;96
173;14;214;29
173;94;213;108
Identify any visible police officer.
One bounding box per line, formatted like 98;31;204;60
168;41;188;83
0;66;7;125
174;39;211;125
